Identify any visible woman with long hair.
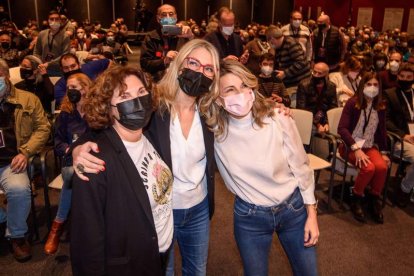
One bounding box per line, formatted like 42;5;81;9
44;73;91;255
338;71;390;223
206;59;319;276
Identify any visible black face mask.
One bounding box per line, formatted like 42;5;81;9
318;23;326;31
177;68;213;97
1;42;10;49
63;68;82;80
20;68;34;80
67;89;81;104
398;80;413;91
259;34;267;42
114;94;153;130
312;76;326;85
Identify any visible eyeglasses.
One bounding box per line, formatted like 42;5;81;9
184;57;215;78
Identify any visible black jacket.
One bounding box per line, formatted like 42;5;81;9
384;87;412;138
296;78;338;125
146;110;216;218
71;127;165;276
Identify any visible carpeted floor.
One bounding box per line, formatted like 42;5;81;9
1;170;414;276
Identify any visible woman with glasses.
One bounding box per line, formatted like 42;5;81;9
72;39;220;276
338;71;390;224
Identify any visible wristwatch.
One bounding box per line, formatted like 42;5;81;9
306;200;318;212
350;143;360;152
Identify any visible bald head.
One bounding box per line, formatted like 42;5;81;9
317;14;330;31
313;62;329;77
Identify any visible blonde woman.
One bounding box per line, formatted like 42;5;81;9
71;39;221;276
207;60;319;276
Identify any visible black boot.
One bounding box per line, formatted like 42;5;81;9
350;194;366;223
395;186;410;208
367;193;384;224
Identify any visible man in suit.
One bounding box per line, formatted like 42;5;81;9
384;63;414;207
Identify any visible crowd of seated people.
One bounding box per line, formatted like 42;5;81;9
0;4;413;276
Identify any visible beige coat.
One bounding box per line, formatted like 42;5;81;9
6;84;50;157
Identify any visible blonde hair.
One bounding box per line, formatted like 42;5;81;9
205;59;275;140
155;39;221;118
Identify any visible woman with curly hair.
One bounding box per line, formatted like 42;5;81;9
72;39;221;276
44;73;90;255
70;65;174;275
207;59;319;276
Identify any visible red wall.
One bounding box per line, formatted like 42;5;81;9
294;0;413;31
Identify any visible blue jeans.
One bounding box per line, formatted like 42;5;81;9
0;165;31;238
166;196;210;276
55;166;74;222
234;188;318;276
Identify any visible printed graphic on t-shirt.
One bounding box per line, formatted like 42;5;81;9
139;150;173;220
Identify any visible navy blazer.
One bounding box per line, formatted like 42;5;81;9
145;110;216;219
71;127;165;276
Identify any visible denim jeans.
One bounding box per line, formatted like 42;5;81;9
166;196;210;276
0;165;31;238
55;166;74;222
234;188;318;276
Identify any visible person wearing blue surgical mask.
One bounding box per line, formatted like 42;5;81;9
140;4;194;82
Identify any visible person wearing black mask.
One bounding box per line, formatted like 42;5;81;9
44;73;90;255
244;26;271;76
14;55;54;113
68;65;174;275
297;62;338;134
313;14;346;72
0;31;20;67
384;63;414;207
71;39;219;276
54;53;110;108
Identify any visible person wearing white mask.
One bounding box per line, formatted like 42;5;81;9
281;10;313;62
329;55;363;106
379;51;402;89
34;10;70;76
209;59;319;276
338;71;390;224
257;53;290;106
70;27;91;53
204;6;249;64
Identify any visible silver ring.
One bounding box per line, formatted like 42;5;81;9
76;163;85;174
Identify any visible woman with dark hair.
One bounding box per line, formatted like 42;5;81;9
70;65;173;275
372;52;388;72
338;71;390;224
44;73;90;255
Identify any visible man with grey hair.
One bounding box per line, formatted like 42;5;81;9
266;26;311;107
0;58;50;262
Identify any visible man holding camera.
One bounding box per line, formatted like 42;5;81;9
140;4;193;81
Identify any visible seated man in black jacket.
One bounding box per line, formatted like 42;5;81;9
383;63;414;207
296;62;338;135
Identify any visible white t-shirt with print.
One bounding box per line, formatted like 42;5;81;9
123;136;173;253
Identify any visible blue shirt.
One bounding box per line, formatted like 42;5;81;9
54;59;110;106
